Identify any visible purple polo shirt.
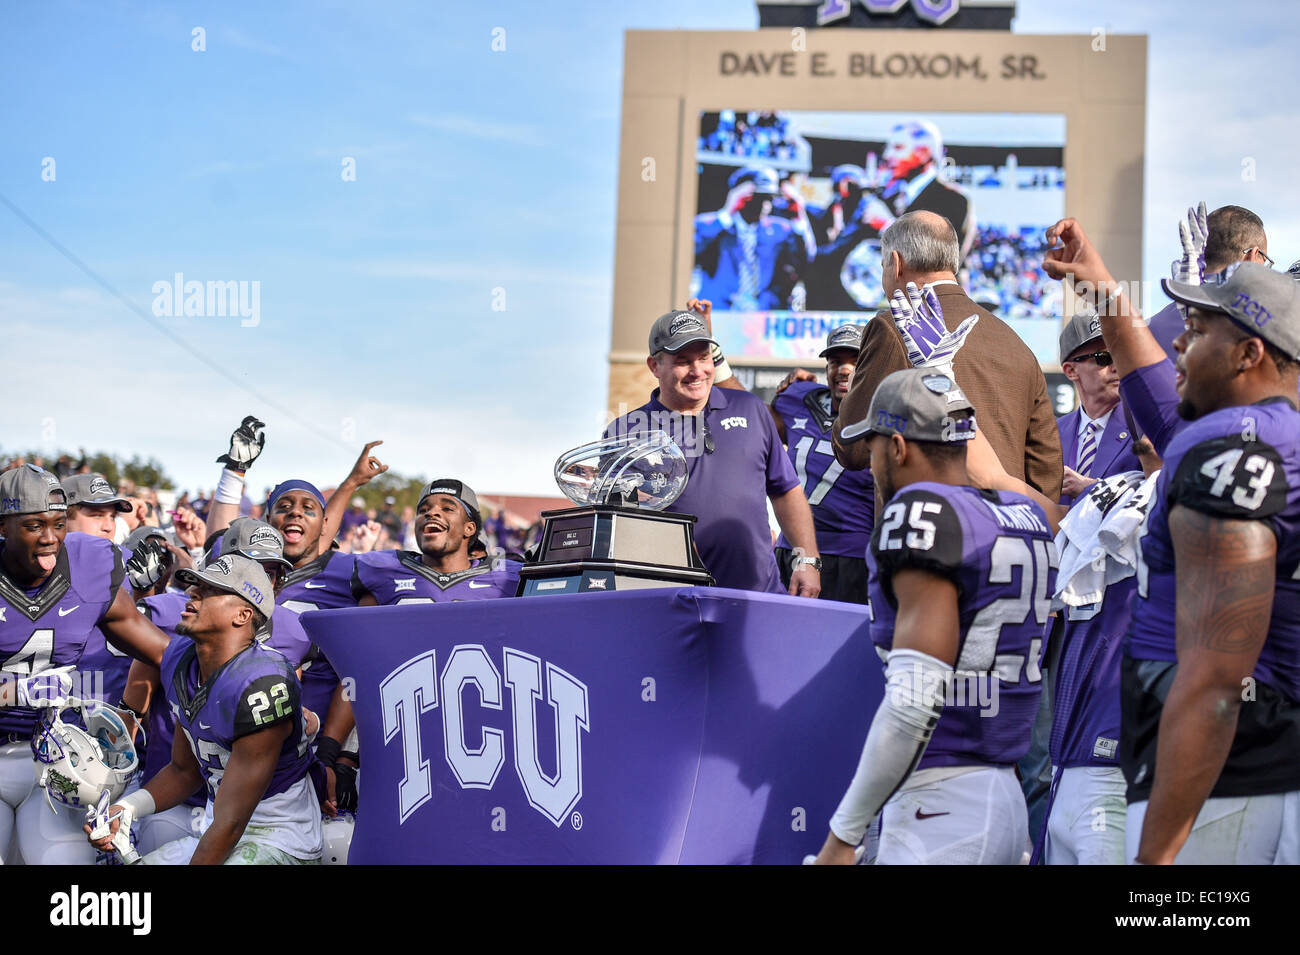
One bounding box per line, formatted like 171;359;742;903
605;386;800;593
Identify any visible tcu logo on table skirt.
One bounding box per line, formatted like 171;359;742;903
380;646;591;827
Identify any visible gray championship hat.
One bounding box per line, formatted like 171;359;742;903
0;464;67;516
648;310;718;356
419;479;481;524
62;473;132;512
1164;262;1300;359
175;553;274;618
819;323;865;358
218;517;293;570
124;525;169;551
840;368;977;444
1059;308;1104;364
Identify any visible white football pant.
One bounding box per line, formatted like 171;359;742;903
1044;765;1126;865
877;766;1029;865
1127;791;1300;864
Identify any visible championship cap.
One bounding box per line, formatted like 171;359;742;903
1163;262;1300;359
175;554;274;618
648;310;718;356
840;368;977;444
62;473;132;512
124;525;168;551
819;323;865;358
217;517;293;570
0;464;67;516
419;479;481;525
1058;308;1104;364
727;165;780;196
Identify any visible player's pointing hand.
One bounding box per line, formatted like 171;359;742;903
347;440;389;487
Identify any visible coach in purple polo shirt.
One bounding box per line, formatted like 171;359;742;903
605;309;822;596
1056;309;1143;506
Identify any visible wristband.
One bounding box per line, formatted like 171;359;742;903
315;735;342;768
117;698;145;721
119;789;156;819
214;467;246;506
710;343;733;383
339;750;361;768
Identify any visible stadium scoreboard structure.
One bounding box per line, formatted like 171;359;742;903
607;22;1146;418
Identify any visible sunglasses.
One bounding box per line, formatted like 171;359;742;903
1067;351;1113;367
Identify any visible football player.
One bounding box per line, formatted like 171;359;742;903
127;518;312;854
1044;216;1300;864
87;555;321;864
351;479;521;605
0;465;168;865
769;323;875;603
812;369;1056;864
64;475;142;707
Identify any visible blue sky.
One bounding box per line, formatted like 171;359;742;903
2;0;1295;496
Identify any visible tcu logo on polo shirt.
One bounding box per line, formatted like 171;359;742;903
720;416;748;431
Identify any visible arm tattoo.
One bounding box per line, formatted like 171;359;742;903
1170;505;1276;656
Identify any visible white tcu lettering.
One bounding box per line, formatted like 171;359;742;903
380;650;439;824
382;646;591;827
441;645;505;789
504;649;591;827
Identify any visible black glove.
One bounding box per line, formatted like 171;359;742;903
314;735;342;768
334;763;359;813
125;537;172;592
216;415;266;470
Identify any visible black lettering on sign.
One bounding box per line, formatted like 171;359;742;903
1002;54;1045;80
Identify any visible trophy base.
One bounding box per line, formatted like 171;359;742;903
517;559;714;596
518;504;713;597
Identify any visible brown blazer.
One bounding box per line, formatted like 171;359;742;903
831;282;1064;502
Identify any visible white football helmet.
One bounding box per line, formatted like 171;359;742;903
31;701;140;813
322;812;355;865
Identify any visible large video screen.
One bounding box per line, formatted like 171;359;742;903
692;110;1066;366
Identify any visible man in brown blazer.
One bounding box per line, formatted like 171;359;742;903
832;211;1063;502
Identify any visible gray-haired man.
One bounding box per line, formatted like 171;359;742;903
833;210;1063;505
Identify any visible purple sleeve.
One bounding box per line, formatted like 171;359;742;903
1119;359;1188;458
763;404;800;496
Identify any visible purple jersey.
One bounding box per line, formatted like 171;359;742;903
868;483;1056;769
1124;398;1300;799
0;533;123;737
76;543;140;705
771;381;875;558
137;592;204;809
352;550;522;604
1050;581;1134;769
277;551;357;719
160;634;313;804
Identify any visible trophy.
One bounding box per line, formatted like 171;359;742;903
516;431;714;596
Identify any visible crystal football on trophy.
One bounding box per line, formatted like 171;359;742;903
516;430;714;596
